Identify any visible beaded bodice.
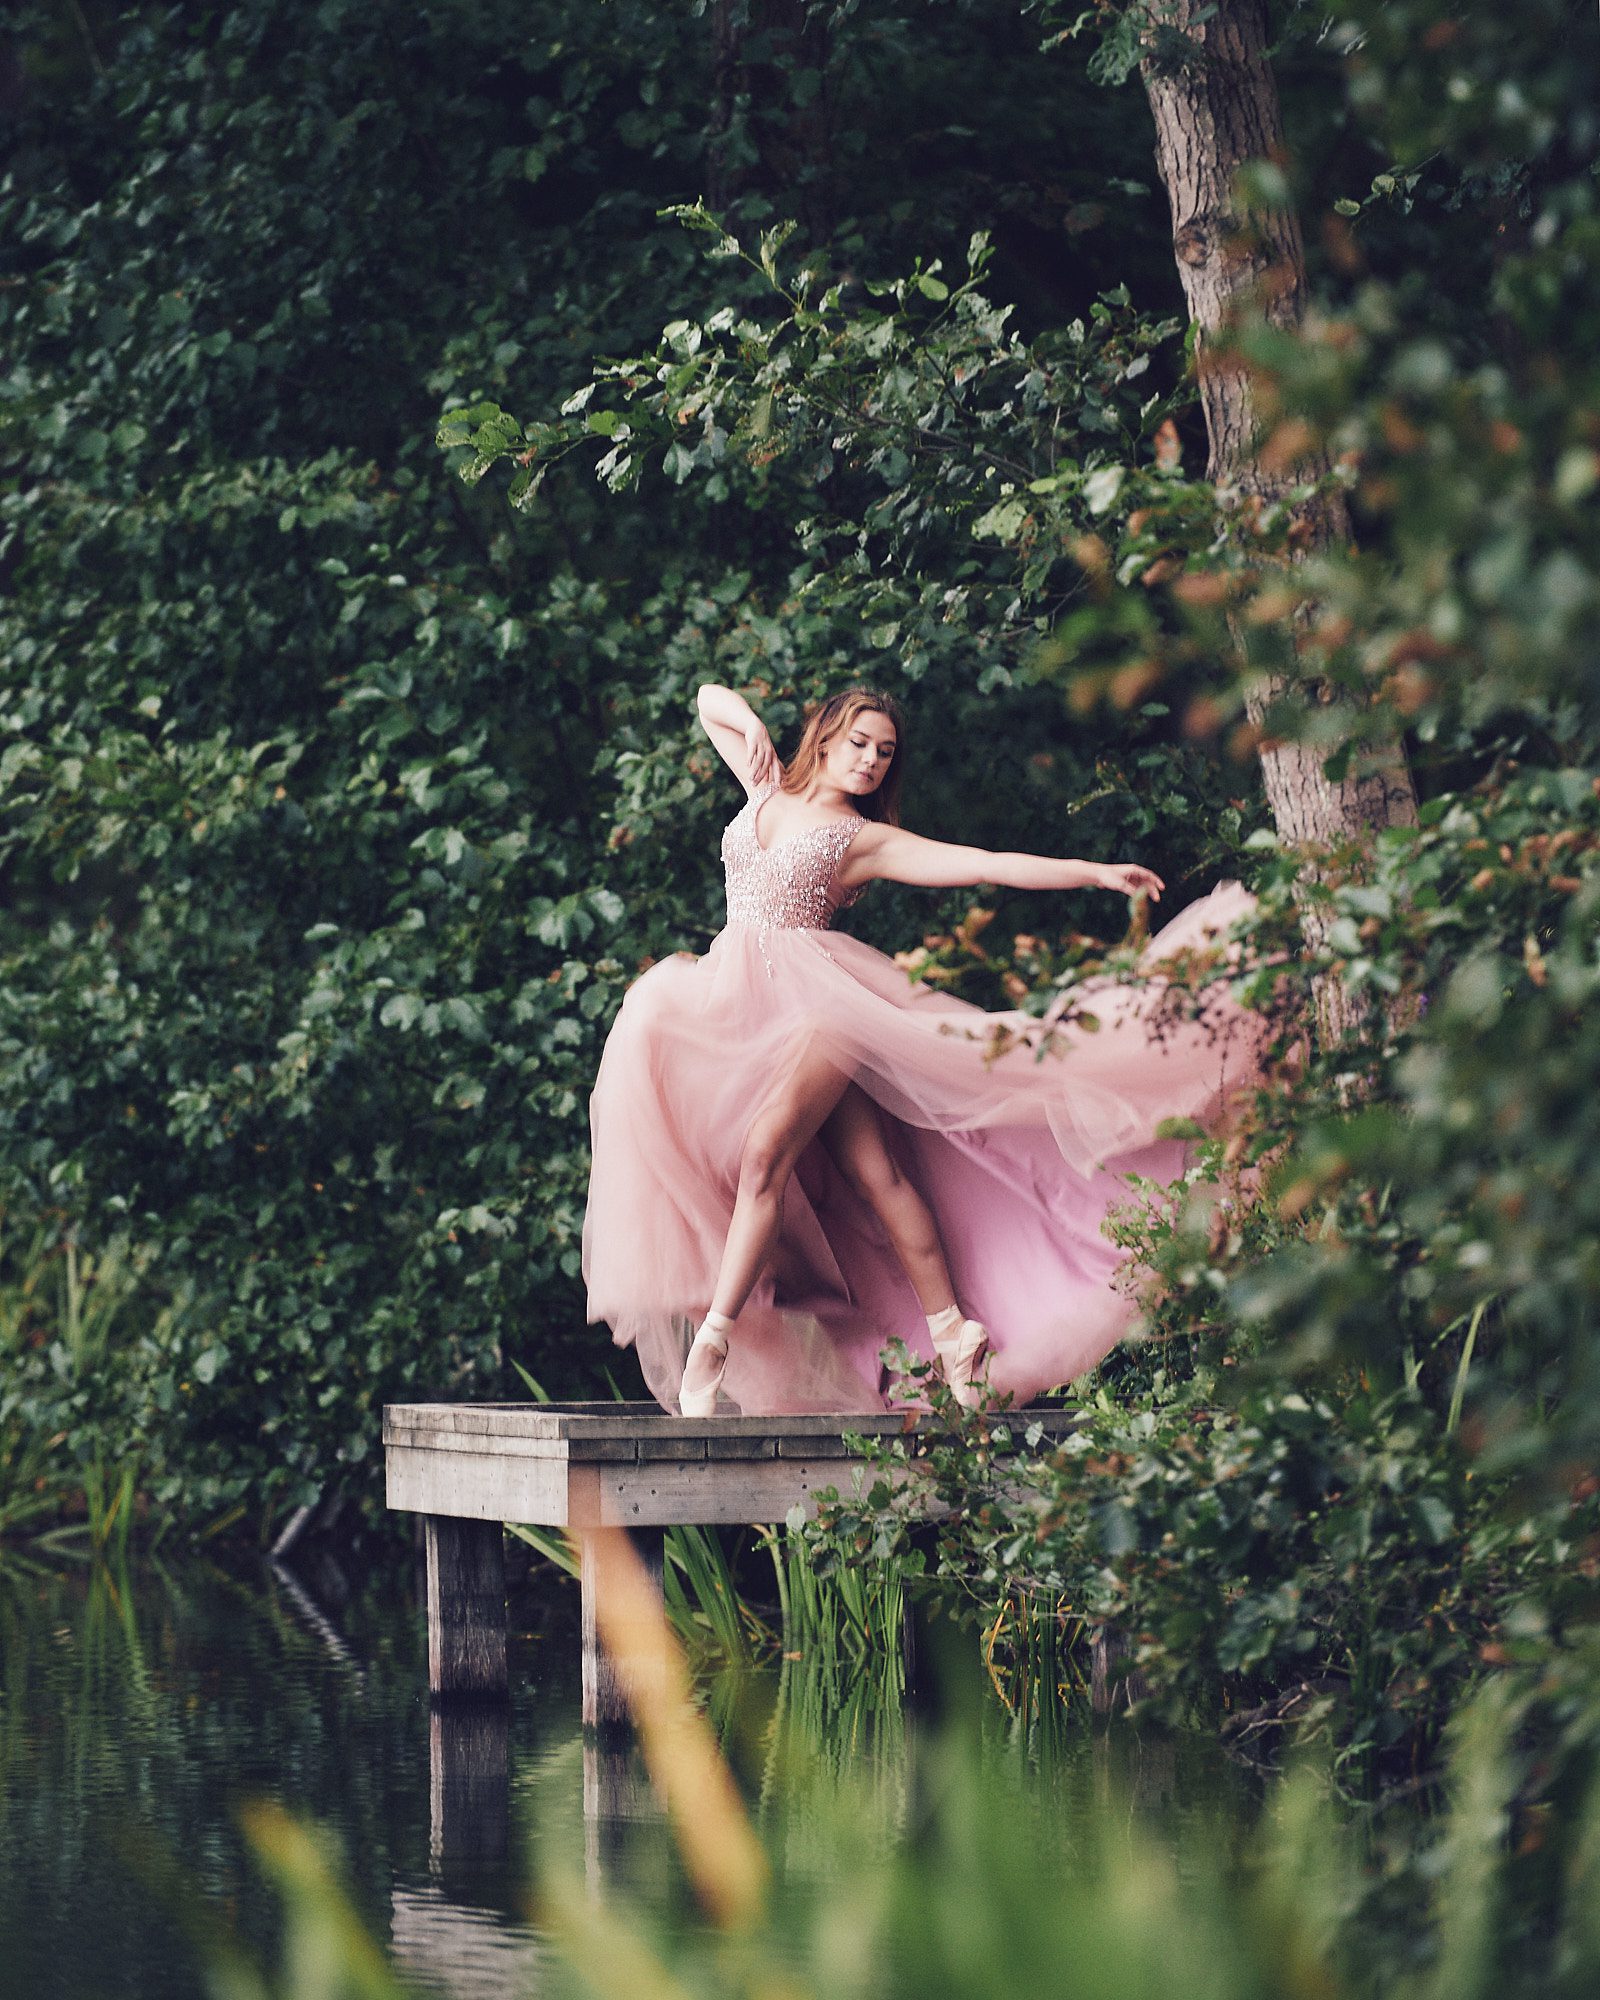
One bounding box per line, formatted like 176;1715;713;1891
722;782;866;933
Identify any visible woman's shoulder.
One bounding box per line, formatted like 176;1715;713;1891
726;775;777;817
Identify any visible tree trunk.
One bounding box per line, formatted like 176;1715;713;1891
1138;0;1417;1039
704;0;835;246
704;0;748;217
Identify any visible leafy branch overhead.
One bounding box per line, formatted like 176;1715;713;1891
442;190;1600;780
439;208;1190;621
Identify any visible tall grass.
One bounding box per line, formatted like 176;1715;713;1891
0;1218;171;1545
508;1520;774;1666
979;1584;1090;1726
512;1514;912;1685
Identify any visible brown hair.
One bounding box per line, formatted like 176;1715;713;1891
780;687;906;826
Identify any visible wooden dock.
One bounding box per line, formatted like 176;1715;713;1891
382;1400;1103;1724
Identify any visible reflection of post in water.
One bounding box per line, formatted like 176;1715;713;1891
429;1701;511;1879
1091;1716;1178;1824
581;1729;659;1893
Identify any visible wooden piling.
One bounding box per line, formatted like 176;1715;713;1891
424;1514;508;1700
387;1402;1085;1716
1090;1622;1149;1717
581;1526;664;1734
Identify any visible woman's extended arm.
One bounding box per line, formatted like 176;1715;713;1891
696;683;780;794
842;822;1165;900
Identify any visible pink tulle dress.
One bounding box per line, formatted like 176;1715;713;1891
583;780;1263;1415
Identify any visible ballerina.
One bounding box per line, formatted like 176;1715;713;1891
583;682;1263;1418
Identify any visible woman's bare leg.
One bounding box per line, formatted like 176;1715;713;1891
821;1086;957;1315
682;1043;854;1397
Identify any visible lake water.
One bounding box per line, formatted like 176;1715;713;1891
0;1544;1257;1999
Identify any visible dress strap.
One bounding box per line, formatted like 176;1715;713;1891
821;814;870;908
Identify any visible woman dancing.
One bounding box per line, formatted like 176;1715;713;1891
583;682;1262;1418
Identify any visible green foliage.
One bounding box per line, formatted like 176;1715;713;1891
445;208;1187;617
0;1218;204;1538
816;747;1600;1769
0;0;704;1528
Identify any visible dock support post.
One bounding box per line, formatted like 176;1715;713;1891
424;1516;508;1700
580;1527;665;1735
1091;1622;1149;1718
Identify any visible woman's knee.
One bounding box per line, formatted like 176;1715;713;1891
837;1134;903;1206
738;1119;794;1198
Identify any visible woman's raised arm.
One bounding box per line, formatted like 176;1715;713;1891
842;822;1165;901
696;683;780;794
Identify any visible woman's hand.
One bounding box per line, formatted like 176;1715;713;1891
697;682;781;792
742;714;779;788
1096;861;1165;902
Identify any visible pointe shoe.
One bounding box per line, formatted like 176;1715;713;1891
679;1319;731;1419
930;1315;989;1411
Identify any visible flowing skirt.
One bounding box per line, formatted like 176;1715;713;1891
583;886;1264;1414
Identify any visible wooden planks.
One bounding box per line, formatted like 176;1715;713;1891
389;1443;570;1525
385;1401;1079;1530
385;1401;928;1449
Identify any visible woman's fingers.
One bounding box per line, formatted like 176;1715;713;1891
1112;863;1164;899
746;727;778;784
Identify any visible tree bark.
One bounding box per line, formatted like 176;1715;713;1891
704;0;749;217
704;0;835;245
1137;0;1417;1037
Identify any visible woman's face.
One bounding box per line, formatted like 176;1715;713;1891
822;708;898;795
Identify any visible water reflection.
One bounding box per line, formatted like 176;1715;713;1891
431;1703;511;1878
0;1547;1256;2000
389;1882;548;2000
0;1548;546;2000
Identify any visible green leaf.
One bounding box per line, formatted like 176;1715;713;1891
442;996;487;1042
1083;464;1124;515
972;497;1028;541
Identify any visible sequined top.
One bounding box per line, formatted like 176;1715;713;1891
722;782;867;933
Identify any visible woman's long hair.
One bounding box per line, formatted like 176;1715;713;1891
779;687;906;826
